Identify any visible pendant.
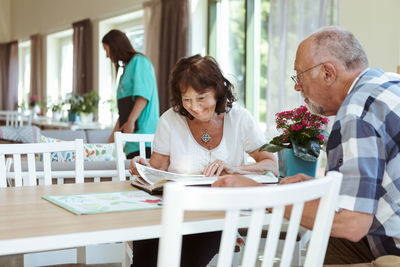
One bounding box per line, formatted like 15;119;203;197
201;129;211;143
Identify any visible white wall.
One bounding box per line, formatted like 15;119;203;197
10;0;143;40
9;0;144;95
339;0;400;73
0;0;11;42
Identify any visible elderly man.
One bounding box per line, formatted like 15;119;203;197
213;26;400;264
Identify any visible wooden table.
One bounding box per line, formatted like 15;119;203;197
0;181;249;256
31;116;112;130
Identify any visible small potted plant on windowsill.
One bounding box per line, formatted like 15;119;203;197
51;102;63;121
79;91;99;124
29;95;41;117
259;105;329;177
65;93;83;123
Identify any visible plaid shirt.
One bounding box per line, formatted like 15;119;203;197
326;68;400;257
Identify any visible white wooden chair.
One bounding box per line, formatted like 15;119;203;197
113;132;155;266
0;140;84;187
0;110;32;127
0;140;86;266
157;171;343;267
115;131;154;181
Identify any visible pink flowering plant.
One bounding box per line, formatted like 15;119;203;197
29;95;40;108
260;105;329;162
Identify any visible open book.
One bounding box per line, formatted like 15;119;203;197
131;162;278;195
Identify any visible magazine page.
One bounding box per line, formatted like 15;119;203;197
134;162;278;185
244;171;278;184
135;162;215;185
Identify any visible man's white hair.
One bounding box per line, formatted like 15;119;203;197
310;26;369;70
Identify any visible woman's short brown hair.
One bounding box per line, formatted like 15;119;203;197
169;54;236;119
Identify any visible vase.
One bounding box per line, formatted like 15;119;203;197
52;111;62;121
80;112;93;124
32;105;40;118
68;112;80;123
278;148;317;178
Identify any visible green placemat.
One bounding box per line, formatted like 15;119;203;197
43;190;162;215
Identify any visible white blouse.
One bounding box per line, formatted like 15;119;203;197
152;104;266;174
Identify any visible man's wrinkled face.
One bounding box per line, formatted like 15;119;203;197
293;40;327;116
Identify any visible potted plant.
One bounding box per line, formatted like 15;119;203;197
29;95;41;117
51;102;63;121
79;91;99;124
259;105;329;177
65;93;83;123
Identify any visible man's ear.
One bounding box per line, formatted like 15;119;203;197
321;62;336;85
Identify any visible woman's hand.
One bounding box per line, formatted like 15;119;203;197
129;156;150;175
203;160;237;177
120;120;135;134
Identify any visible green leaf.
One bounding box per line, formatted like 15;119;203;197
291;139;319;162
259;143;287;153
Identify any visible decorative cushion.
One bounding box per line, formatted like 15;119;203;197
0;126;40;143
83;143;116;161
38;134;116;162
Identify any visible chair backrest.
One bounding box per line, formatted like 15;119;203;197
0;110;32;127
157;171;343;267
114;132;154;181
0;139;84;187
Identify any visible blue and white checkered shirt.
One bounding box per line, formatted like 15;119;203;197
326;68;400;257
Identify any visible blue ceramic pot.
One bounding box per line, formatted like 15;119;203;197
68;112;80;123
278;148;317;178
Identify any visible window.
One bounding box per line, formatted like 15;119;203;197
209;0;270;130
18;41;31;110
46;29;73;109
98;10;144;126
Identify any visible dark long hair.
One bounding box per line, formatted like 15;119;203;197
169;54;236;119
102;29;139;72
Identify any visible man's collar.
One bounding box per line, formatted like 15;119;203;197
347;68;370;95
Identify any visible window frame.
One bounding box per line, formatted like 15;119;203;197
18;40;31;110
97;10;145;127
46;28;74;108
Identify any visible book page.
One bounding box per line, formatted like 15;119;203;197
135;162;215;185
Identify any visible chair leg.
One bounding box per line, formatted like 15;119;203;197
121;242;132;267
292;242;301;266
23;254;32;267
76;246;86;263
206;252;240;267
232;252;239;267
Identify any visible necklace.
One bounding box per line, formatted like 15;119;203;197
201;129;211;143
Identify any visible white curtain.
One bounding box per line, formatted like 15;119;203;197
266;0;338;132
143;0;162;85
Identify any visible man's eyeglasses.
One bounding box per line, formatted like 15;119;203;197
291;63;324;85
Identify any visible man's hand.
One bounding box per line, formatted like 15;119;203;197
212;174;263;187
279;173;313;185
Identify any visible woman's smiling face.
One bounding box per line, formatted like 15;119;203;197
181;87;217;121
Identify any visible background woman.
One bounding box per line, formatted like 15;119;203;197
130;54;278;267
102;29;159;159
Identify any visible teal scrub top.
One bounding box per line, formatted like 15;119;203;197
117;54;159;155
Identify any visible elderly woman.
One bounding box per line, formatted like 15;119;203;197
129;54;278;267
131;54;278;177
